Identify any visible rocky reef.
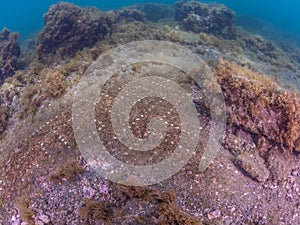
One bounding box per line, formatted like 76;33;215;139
106;8;146;25
217;60;300;182
37;2;111;62
174;0;237;39
217;61;300;152
0;104;8;136
1;1;300;224
135;3;174;22
0;28;20;83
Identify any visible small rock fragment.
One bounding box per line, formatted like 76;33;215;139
38;214;50;224
208;209;221;219
267;150;297;182
235;150;270;182
294;139;300;152
35;221;44;225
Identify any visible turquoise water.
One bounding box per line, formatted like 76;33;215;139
1;0;300;42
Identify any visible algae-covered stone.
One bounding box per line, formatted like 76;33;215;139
114;8;146;24
135;3;174;22
0;28;20;83
295;139;300;152
174;1;237;39
266;150;297;181
235;151;270;183
0;105;8;136
216;61;300;153
37;3;111;62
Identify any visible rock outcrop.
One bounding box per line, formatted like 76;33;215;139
174;1;237;39
0;28;20;83
37;3;111;62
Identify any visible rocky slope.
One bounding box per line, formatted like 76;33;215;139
0;1;300;224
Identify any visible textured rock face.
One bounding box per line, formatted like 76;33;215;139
116;8;146;23
174;1;237;39
0;105;8;135
0;28;20;83
216;61;300;153
37;3;111;61
217;61;300;182
135;3;174;22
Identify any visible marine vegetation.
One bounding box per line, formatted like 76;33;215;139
37;2;111;62
174;0;237;39
0;28;20;83
0;1;300;224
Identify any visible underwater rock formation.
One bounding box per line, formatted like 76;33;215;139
216;61;300;153
0;28;20;83
217;61;300;182
37;2;111;62
241;35;278;59
135;3;174;22
106;8;146;25
2;1;300;224
0;104;8;136
174;1;237;39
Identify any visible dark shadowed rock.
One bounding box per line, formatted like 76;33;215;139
235;151;270;182
241;35;278;58
106;8;146;25
135;3;174;22
0;28;20;83
174;1;237;39
0;104;8;136
37;2;111;62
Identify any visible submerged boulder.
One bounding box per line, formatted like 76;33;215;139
241;35;279;59
174;1;237;39
0;28;20;83
216;61;300;153
106;8;146;25
37;2;111;62
0;104;8;136
135;3;174;22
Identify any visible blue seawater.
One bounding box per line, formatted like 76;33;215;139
0;0;300;43
0;0;173;41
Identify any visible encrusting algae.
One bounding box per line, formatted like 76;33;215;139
0;1;300;224
216;60;300;153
